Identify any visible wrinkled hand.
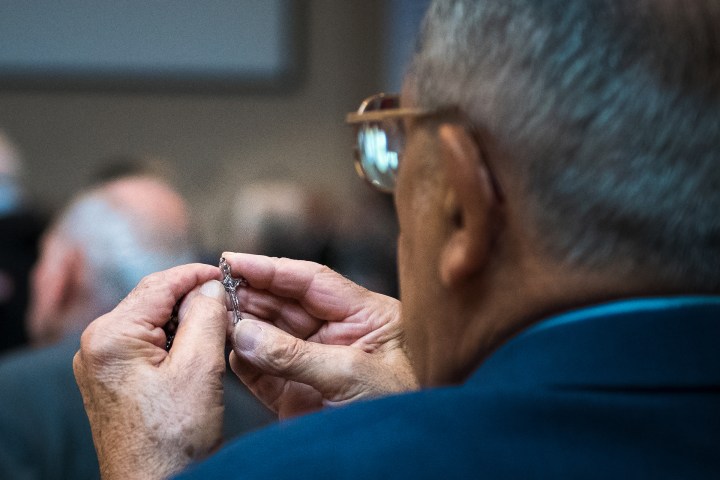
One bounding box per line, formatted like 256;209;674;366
73;264;227;480
224;253;419;420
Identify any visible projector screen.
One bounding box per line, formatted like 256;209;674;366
0;0;303;93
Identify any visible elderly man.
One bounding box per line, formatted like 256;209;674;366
0;174;273;479
74;0;720;478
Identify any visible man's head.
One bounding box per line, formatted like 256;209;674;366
389;0;720;384
27;175;196;345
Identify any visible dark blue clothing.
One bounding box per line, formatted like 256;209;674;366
0;335;275;480
177;297;720;479
0;336;97;480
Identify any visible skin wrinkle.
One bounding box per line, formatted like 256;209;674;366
230;255;363;322
136;354;224;460
262;331;306;374
302;282;355;320
234;259;353;333
125;321;166;355
313;302;400;348
238;289;322;339
229;291;414;416
322;358;372;407
392;0;720;381
348;315;405;354
277;383;318;416
73;263;226;480
236;259;397;347
137;382;204;473
272;303;312;337
260;258;313;298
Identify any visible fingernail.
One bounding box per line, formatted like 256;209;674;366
200;280;225;301
235;321;263;353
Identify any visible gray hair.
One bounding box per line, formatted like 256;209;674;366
413;0;720;288
54;189;196;311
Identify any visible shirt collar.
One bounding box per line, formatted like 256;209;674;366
520;295;720;339
467;295;720;389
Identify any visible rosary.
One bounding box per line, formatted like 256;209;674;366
220;256;248;326
165;257;248;351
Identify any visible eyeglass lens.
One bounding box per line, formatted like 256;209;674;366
355;94;403;193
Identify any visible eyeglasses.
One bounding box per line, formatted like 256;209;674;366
346;93;504;199
345;93;430;193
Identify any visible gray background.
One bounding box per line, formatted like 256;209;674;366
0;0;430;252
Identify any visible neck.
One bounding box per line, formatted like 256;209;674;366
426;250;695;386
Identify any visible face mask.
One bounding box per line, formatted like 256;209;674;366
0;176;22;215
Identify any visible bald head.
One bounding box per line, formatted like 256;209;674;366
28;175;196;345
99;176;190;236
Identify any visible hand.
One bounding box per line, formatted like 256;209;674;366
223;252;419;420
73;264;227;480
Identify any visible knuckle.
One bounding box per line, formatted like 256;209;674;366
119;271;176;317
79;321;99;355
72;351;84;378
266;336;306;373
131;273;156;295
185;294;227;324
79;316;117;364
125;271;164;300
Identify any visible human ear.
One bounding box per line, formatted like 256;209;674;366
436;124;500;288
27;235;84;342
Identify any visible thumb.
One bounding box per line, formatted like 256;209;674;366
231;319;364;397
170;280;229;368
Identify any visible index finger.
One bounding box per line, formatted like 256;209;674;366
222;253;323;298
117;263;221;328
221;253;364;322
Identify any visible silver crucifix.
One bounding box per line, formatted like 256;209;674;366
220;257;247;325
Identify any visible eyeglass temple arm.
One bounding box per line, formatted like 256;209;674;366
345;108;429;124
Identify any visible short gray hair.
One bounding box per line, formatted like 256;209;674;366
413;0;720;288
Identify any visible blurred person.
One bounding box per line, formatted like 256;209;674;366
226;180;397;296
25;174;195;346
0;131;45;354
88;154;178;189
0;174;273;480
227;180;333;263
74;0;720;478
330;191;398;297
